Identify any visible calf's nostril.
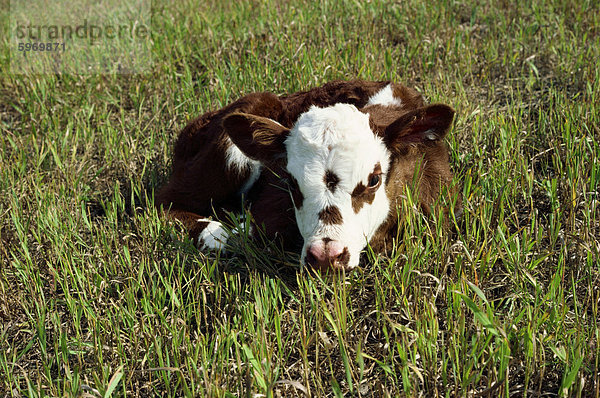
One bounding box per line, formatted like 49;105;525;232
330;246;350;269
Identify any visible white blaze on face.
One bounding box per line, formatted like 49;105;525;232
284;103;391;269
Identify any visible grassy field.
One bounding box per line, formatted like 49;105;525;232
1;0;599;396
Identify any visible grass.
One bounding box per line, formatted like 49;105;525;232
1;0;599;396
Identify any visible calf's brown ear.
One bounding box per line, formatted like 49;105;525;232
223;113;290;164
384;104;454;152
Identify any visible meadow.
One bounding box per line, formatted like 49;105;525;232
1;0;599;396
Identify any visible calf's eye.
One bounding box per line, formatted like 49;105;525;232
368;174;381;188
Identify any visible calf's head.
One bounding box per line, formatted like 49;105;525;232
223;101;454;271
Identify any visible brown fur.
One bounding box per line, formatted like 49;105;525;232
318;206;344;225
351;182;375;213
223;112;289;164
324;170;340;193
247;171;302;250
350;163;382;213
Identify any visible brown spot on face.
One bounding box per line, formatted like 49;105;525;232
351;182;373;213
288;176;304;209
351;163;383;213
319;206;343;225
324;170;340;193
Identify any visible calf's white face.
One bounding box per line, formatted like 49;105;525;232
284;104;391;269
223;98;454;271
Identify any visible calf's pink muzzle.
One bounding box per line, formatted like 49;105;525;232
305;239;349;271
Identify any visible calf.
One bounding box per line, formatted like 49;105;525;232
157;80;459;271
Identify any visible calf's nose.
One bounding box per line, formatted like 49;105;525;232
305;240;348;271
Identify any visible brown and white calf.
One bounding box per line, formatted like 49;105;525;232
157;80;459;271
